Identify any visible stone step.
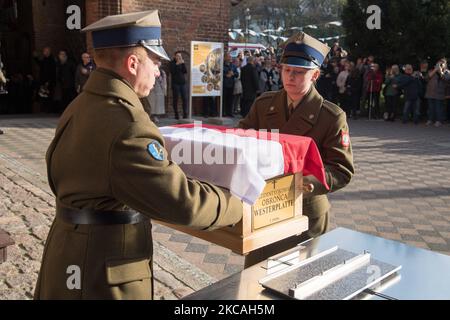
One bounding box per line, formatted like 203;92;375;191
0;228;14;264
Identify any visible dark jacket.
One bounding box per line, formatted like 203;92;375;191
36;55;57;86
239;86;354;221
240;63;260;100
57;60;76;89
397;74;422;101
75;61;96;92
345;70;363;97
169;60;187;85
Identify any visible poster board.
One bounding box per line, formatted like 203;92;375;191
189;41;224;118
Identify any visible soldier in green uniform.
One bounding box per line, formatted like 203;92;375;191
34;10;242;300
239;33;354;267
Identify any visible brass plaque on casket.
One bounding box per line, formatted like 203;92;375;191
252;175;295;231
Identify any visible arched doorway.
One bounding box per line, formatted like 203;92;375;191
0;0;34;113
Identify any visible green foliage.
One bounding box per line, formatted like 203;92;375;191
231;0;346;46
342;0;450;66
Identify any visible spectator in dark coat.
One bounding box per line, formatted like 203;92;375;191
223;53;238;117
75;52;96;94
383;65;401;121
365;63;383;119
169;51;188;119
240;56;260;117
345;64;363;119
395;65;423;124
34;46;57;112
425;58;449;127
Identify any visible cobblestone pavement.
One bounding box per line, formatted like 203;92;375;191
0;116;213;300
1;115;450;300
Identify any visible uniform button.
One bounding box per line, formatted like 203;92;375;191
270;106;275;111
309;114;315;119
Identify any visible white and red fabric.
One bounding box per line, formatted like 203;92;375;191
159;123;328;205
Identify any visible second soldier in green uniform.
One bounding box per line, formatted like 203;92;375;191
239;32;354;267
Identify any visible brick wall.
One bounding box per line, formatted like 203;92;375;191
86;0;232;116
85;0;122;54
120;0;231;55
32;0;67;55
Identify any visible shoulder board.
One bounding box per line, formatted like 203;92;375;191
257;91;276;101
322;99;344;117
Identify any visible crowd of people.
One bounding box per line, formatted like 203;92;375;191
219;49;282;118
316;45;450;127
1;42;449;127
0;46;96;115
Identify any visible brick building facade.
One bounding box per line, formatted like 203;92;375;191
86;0;232;116
87;0;231;59
0;0;234;115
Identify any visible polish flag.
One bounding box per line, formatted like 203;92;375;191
160;123;328;205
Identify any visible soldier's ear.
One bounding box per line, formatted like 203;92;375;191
127;54;139;76
311;68;321;82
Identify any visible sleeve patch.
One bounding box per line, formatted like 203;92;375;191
147;141;165;161
341;131;350;148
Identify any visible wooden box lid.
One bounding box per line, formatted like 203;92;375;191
157;173;308;255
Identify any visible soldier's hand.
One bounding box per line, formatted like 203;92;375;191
302;183;314;193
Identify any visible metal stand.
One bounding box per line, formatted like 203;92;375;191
259;246;401;300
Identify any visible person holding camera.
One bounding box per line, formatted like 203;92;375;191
425;58;449;127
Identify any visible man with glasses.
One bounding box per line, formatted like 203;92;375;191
35;10;242;300
239;32;354;267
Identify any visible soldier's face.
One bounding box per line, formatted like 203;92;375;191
134;51;160;97
281;64;320;98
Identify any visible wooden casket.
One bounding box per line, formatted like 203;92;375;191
156;124;327;255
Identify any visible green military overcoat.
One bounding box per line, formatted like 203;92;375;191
34;68;243;299
239;86;354;266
